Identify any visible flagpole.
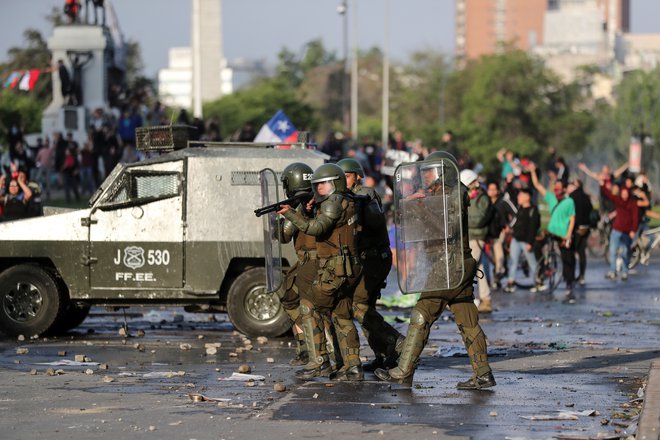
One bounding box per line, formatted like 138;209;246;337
350;0;358;139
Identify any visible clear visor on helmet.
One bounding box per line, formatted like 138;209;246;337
312;177;337;199
420;165;441;189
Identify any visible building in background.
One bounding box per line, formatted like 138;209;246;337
158;48;268;111
456;0;629;62
455;0;547;62
158;48;193;110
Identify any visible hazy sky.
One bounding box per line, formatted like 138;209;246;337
1;0;659;77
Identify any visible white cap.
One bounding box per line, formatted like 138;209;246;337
460;169;478;187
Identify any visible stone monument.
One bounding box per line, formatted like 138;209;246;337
42;2;124;145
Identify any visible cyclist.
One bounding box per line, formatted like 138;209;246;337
529;163;577;301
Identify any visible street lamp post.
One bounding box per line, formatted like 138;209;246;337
350;0;358;138
382;0;390;149
337;1;349;134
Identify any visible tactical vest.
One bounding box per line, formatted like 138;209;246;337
315;194;359;259
294;229;316;253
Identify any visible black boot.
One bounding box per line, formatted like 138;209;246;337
374;367;414;387
362;355;385;372
374;310;430;388
295;360;332;379
329;365;364;381
289;350;309;366
456;371;496;390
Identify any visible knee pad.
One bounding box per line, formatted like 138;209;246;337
299;301;312;316
410;308;429;327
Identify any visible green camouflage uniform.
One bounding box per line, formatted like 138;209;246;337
283;192;363;375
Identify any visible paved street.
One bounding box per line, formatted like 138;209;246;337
0;255;658;440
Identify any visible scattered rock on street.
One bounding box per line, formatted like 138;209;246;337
15;348;28;355
274;383;286;392
179;343;192;350
238;364;251;374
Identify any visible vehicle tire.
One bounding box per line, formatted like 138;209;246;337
50;302;91;334
0;265;66;337
226;267;290;337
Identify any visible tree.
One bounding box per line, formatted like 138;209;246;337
203;77;318;139
204;40;336;138
452;50;593;172
390;51;452;146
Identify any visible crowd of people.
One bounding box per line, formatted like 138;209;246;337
320;132;655;310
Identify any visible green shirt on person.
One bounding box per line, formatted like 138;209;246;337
544;192;575;238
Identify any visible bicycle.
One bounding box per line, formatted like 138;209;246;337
533;234;563;294
587;213;611;259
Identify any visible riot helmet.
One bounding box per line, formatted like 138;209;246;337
420;151;460;190
310;163;347;202
336;158;365;178
280;162;313;198
426;151;458;165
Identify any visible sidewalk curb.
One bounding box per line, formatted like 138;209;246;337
638;360;660;440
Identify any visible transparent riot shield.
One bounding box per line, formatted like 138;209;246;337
393;158;465;294
259;168;283;293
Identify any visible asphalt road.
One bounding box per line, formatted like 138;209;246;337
0;255;658;440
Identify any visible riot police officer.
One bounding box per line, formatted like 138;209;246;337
276;163;316;366
278;164;363;381
375;151;496;389
336;158;403;370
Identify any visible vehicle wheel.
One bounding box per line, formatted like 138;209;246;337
0;265;66;337
628;243;641;269
604;243;640;270
226;267;290;337
50;302;91;334
535;254;560;293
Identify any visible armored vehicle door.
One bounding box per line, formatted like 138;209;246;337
259;168;284;293
393;159;464;294
87;161;185;291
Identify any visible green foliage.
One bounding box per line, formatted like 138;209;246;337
390;51;450;146
0;28;52;103
613;69;660;144
0;90;45;142
453;50;593;173
205;39;336;138
276;39;336;88
203;77;318;139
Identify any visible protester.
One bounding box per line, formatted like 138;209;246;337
504;187;541;293
567;179;593;286
529;162;577;301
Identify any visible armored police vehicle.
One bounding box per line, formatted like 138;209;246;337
0;126;326;337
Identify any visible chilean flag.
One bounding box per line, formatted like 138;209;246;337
254;109;299;144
